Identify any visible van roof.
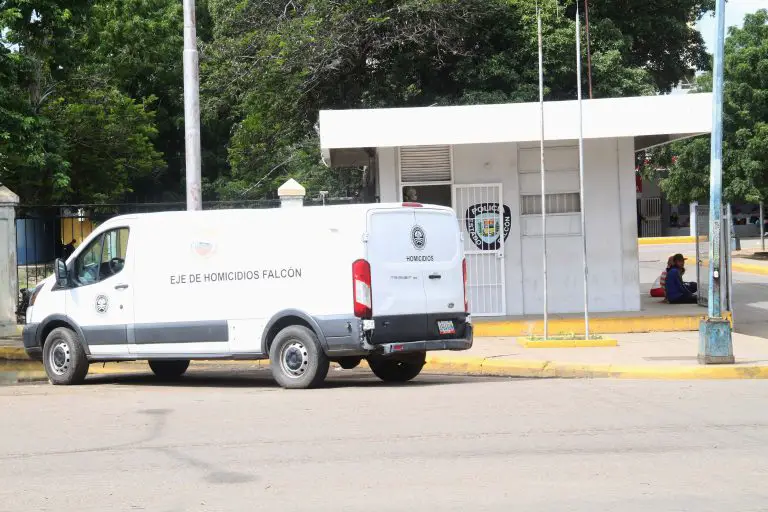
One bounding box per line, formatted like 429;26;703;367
97;202;455;229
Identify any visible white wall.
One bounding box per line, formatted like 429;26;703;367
374;137;641;315
377;147;398;202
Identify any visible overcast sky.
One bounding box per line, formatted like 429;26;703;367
697;0;765;52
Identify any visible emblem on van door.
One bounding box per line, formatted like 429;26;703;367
411;225;426;250
465;203;512;251
95;295;109;314
191;240;216;258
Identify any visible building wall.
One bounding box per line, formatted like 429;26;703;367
376;137;640;315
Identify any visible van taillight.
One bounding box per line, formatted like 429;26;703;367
402;202;423;208
462;258;469;313
352;259;372;319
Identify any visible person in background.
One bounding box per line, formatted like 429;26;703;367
665;253;698;304
650;255;673;298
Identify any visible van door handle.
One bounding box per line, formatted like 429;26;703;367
429;274;442;280
114;284;129;290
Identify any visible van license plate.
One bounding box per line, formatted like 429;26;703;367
437;320;455;335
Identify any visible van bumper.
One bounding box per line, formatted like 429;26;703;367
22;323;42;361
377;324;473;355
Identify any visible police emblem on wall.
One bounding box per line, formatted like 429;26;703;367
411;225;426;251
95;295;109;314
465;203;512;251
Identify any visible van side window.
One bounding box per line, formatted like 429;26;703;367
73;228;130;286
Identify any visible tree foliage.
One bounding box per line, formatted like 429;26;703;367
2;0;715;204
643;10;768;205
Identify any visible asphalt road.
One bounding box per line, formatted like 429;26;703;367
2;369;768;511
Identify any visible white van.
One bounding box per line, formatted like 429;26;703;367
23;203;472;388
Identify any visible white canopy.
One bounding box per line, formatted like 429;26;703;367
319;93;712;165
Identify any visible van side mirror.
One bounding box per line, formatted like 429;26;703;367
54;259;69;288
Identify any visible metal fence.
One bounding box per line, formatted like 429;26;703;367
640;197;663;237
14;198;359;322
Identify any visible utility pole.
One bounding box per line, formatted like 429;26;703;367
183;0;202;211
576;3;590;338
583;0;593;99
761;201;765;251
698;0;733;365
536;3;549;339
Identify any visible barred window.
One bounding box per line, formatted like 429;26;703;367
520;193;581;215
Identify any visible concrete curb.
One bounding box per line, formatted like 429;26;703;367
732;261;768;276
0;346;28;360
3;354;768;383
474;315;707;337
422;355;768;380
688;254;768;276
639;236;698;245
517;338;619;348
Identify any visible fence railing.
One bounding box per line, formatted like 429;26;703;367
14;198;359;322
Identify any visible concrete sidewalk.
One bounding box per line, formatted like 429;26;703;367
3;331;768;383
425;331;768;379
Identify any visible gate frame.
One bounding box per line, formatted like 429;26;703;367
694;203;733;313
451;183;507;317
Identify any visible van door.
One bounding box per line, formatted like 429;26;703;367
65;227;134;356
367;208;428;342
413;208;468;339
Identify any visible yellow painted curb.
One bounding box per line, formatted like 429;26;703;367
4;355;768;382
474;315;710;337
685;254;768;276
0;347;28;360
517;338;618;348
639;236;698;245
732;261;768;276
422;356;768;380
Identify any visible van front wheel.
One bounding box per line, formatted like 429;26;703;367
269;326;329;389
43;327;89;385
148;360;190;380
368;352;426;383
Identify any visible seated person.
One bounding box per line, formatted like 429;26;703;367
665;254;698;304
650;256;673;298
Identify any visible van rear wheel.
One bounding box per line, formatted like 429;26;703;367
368;352;426;383
269;326;329;389
43;327;89;385
148;360;190;380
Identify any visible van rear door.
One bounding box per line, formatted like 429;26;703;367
367;208;428;342
413;207;468;339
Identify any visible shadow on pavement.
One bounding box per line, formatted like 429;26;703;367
82;367;509;389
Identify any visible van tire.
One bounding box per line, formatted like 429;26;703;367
269;326;329;389
42;327;89;385
148;360;190;380
368;352;426;383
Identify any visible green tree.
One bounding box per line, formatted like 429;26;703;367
202;0;712;200
645;10;768;205
1;0;171;203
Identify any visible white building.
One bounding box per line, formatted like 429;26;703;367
318;93;713;317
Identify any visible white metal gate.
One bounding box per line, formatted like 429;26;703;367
694;204;733;312
452;184;507;316
640;197;662;237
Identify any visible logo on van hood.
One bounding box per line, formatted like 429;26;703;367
191;240;216;258
411;225;426;250
466;203;511;251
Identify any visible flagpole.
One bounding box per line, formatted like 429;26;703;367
537;3;549;339
576;4;590;338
